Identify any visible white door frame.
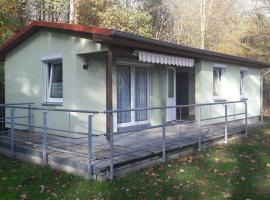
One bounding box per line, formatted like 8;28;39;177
166;66;176;122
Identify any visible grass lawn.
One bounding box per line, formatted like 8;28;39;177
0;127;270;200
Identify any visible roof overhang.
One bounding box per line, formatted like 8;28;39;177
0;21;269;69
0;21;112;61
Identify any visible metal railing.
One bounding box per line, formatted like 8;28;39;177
0;100;249;180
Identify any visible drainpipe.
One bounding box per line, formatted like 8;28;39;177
261;68;270;123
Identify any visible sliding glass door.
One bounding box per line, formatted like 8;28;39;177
117;66;149;127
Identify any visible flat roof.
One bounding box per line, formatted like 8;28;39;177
0;21;269;68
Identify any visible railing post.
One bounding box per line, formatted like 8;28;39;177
198;106;202;151
224;104;228;144
28;104;32;143
42;112;48;165
87;115;93;179
10;109;15;156
179;107;182;136
162;108;166;162
245;101;248;137
109;112;114;180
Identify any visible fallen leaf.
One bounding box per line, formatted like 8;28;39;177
223;192;231;199
16;185;22;190
20;193;27;199
40;185;45;193
200;191;206;196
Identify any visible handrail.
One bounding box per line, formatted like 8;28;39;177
1;104;100;114
0;100;246;114
0;103;35;106
103;100;246;113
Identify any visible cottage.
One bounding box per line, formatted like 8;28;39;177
0;21;269;178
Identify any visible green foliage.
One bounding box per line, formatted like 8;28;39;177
29;0;70;22
77;0;151;37
99;4;151;37
241;12;270;63
0;0;27;45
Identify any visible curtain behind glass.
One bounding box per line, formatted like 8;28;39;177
117;66;131;124
240;71;244;97
135;68;148;121
213;68;220;97
49;63;63;98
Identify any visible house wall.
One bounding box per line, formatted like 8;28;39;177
195;60;261;125
5;30;108;135
4;29;262;134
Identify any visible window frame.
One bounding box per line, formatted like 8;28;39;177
44;59;63;104
213;64;226;100
116;64;150;128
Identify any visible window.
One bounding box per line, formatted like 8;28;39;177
213;67;225;98
240;70;247;99
117;66;149;126
45;61;63;103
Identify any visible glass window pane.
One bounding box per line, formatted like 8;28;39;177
240;71;245;97
213;68;221;97
49;63;63;98
135;68;148;121
168;69;174;98
117;66;131;124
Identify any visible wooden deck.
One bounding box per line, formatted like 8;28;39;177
0;118;260;179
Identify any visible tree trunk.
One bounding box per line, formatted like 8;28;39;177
69;0;75;23
200;0;206;49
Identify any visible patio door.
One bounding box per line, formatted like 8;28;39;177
166;67;176;122
117;66;149;127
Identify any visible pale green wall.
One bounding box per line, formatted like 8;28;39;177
195;60;261;124
5;30;108;135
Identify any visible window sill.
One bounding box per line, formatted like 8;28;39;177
42;102;63;107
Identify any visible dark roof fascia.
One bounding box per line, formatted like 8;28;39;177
111;30;269;69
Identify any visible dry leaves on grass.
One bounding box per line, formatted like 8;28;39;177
200;191;206;196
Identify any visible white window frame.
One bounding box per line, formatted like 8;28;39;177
213;64;226;100
43;59;63;103
116;64;151;128
240;68;248;100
